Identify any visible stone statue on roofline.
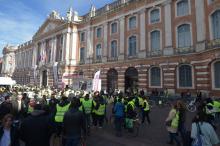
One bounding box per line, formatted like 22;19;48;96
49;10;60;20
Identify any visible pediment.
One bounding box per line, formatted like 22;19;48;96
34;18;65;38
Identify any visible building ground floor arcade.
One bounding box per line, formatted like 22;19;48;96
12;48;220;97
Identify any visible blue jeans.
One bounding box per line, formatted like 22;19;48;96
64;137;80;146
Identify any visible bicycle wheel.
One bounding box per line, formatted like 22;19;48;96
126;122;140;137
186;104;196;112
148;100;155;108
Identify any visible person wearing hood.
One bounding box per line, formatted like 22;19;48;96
19;103;53;146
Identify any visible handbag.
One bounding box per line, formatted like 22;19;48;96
192;123;203;146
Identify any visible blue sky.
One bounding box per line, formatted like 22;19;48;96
0;0;115;56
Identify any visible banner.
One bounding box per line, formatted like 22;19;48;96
92;70;101;91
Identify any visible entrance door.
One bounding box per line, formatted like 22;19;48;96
42;70;47;87
107;69;118;94
125;67;138;93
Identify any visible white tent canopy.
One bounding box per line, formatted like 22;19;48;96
0;77;16;86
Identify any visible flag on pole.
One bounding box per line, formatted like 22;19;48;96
92;70;101;91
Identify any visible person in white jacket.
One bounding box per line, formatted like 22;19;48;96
191;112;219;146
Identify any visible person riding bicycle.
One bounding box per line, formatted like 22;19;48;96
125;97;137;131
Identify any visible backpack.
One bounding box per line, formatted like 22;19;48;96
192;124;203;146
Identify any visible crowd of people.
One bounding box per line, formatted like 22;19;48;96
0;85;219;146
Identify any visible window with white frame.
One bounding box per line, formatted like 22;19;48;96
179;65;193;87
177;0;189;17
150;67;161;87
150;9;160;24
96;44;102;60
111;22;117;34
151;30;160;51
211;10;220;40
128;36;136;56
80;47;85;62
129;16;136;29
177;24;191;48
111;40;117;58
96;27;102;38
80;32;85;42
214;61;220;88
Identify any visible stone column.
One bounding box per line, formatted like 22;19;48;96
103;22;108;62
52;37;57;62
70;29;78;65
139;9;146;58
195;0;205;52
163;0;173;55
64;30;71;63
86;26;94;64
119;16;125;60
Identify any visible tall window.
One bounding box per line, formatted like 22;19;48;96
111;22;117;34
179;65;193;87
150;67;161;87
150;9;160;24
96;44;102;60
111;40;117;58
178;24;191;48
80;32;85;42
96;27;102;38
80;47;85;63
129;16;136;29
177;0;189;17
128;36;136;56
214;61;220;88
151;30;160;51
212;10;220;40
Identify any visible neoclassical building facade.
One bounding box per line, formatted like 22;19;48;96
2;0;220;96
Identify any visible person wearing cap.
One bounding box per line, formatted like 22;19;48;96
62;97;86;146
53;92;71;136
20;103;53;146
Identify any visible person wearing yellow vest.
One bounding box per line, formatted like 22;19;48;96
82;94;94;135
165;102;181;146
94;96;106;128
141;96;151;124
54;94;70;136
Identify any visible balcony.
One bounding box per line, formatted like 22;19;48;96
107;57;118;62
174;47;195;55
146;50;163;57
206;39;220;50
93;56;102;63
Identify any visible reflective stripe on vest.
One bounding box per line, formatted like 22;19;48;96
171;109;179;128
95;104;105;115
143;100;150;111
82;99;93;114
92;100;97;113
128;101;135;110
55;103;71;122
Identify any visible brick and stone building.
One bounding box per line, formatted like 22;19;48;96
2;0;220;96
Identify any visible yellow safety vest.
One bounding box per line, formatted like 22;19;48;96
128;101;135;111
95;104;105;116
138;97;144;107
171;109;179;128
92;100;97;113
143;100;150;111
213;101;220;112
55;103;71;122
82;99;93;114
79;98;84;111
27;105;34;113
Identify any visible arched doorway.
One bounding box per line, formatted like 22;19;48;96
125;67;138;93
107;69;118;94
42;70;47;87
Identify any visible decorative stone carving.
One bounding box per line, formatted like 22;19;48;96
49;10;60;20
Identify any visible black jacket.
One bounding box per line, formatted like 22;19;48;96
19;110;53;146
0;101;12;120
0;126;20;146
63;108;86;139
